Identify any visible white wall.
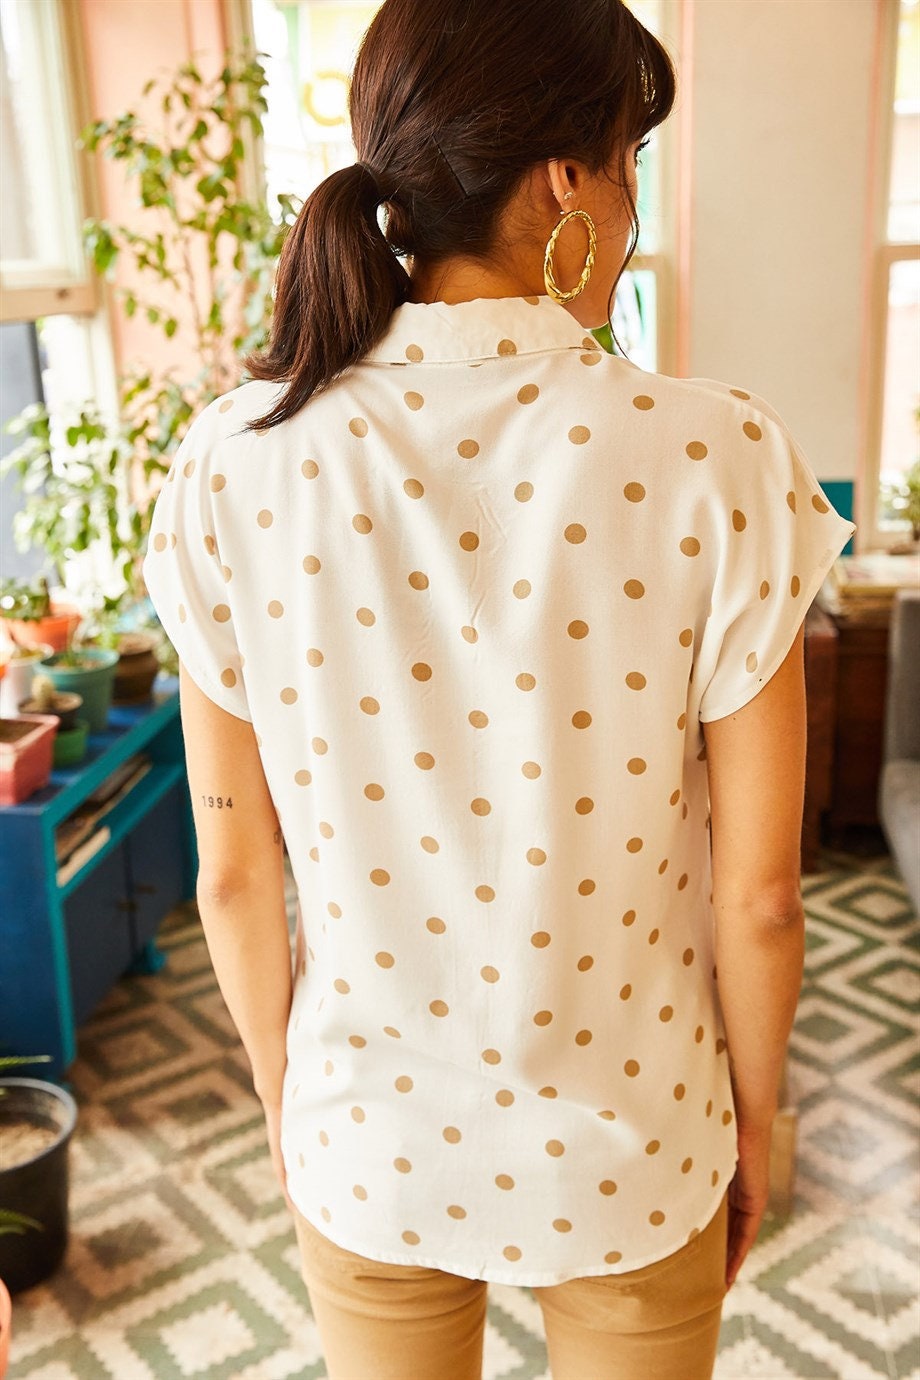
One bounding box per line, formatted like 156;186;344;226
684;0;879;483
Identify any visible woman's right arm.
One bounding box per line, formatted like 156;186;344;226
702;621;808;1285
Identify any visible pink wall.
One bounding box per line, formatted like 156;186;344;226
77;0;228;384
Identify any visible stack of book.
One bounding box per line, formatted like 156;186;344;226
820;551;920;623
55;752;153;886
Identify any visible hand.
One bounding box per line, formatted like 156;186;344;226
262;1099;296;1214
725;1119;773;1289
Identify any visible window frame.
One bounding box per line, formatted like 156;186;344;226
624;0;680;378
860;0;920;552
0;0;99;324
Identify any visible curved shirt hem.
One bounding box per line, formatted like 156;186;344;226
286;1168;737;1288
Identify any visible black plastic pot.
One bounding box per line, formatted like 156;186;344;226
0;1078;78;1293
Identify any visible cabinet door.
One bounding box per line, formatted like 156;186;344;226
63;844;133;1027
124;785;186;949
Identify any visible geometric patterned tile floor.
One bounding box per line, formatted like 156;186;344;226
6;846;920;1378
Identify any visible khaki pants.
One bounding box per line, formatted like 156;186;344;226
291;1188;729;1379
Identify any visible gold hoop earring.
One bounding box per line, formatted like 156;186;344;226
543;208;597;304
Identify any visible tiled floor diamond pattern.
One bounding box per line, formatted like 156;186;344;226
6;848;919;1378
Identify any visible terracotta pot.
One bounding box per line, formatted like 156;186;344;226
112;632;160;704
4;608;81;655
0;714;58;806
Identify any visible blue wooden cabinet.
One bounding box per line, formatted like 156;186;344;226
0;677;197;1082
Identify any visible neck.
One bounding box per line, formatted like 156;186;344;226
406;255;539;306
405;255;602;330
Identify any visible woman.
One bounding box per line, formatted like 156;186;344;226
142;1;856;1376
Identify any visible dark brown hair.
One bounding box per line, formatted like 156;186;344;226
245;0;676;430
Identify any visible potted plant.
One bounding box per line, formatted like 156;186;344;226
20;673;82;732
19;674;88;768
879;407;920;552
0;576;81;656
81;606;161;704
0;1055;78;1296
38;624;119;736
1;54;298;698
111;630;161;702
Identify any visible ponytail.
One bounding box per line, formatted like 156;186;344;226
244;162;411;431
244;0;675;432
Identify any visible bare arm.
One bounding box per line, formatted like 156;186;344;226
703;623;807;1130
178;662;293;1106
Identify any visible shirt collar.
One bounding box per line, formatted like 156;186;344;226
363;293;604;365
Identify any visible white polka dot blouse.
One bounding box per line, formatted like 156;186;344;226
143;293;857;1287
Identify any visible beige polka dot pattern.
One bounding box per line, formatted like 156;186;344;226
141;295;855;1289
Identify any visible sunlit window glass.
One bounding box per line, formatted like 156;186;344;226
252;0;380;213
876;0;920;533
0;0;86;293
878;258;920;526
888;0;919;242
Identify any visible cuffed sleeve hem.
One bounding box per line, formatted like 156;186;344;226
698;512;856;724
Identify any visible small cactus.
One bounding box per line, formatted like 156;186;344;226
31;673;55;712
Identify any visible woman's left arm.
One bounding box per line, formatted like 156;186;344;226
177;662;293;1112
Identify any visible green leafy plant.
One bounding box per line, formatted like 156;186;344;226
79;53;298;483
1;403;138;608
1;51;298;665
906;458;920;540
0;575;52;625
879;405;920;539
0;1054;53;1237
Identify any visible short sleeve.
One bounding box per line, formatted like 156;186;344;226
696;416;856;724
142;411;252;722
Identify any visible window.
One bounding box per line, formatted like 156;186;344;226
0;0;115;419
0;0;118;590
868;0;920;546
0;0;96;321
243;0;381;213
611;0;674;373
232;0;675;370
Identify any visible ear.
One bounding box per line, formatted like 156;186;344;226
545;158;578;211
